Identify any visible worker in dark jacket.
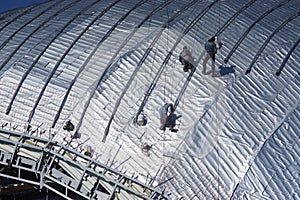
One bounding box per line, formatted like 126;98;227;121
179;46;194;72
159;103;181;132
203;36;220;77
63;120;74;131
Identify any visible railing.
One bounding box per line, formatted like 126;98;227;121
0;128;168;200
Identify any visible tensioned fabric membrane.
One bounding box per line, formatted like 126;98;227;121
0;0;299;199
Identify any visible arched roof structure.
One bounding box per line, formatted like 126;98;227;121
0;0;299;199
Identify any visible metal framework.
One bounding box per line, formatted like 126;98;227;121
0;128;168;200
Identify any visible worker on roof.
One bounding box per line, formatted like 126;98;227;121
159;103;181;132
136;110;147;126
203;36;220;77
63;120;74;132
179;46;195;72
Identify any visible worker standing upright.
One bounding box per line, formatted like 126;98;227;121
203;36;220;77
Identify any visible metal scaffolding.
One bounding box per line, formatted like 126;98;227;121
0;128;168;200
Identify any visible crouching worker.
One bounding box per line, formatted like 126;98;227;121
159;103;181;132
63;120;75;132
179;46;195;72
136;111;147;126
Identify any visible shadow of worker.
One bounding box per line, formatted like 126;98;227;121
219;65;236;76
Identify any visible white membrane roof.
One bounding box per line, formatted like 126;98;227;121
0;0;299;199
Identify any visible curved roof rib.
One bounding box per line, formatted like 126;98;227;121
0;0;299;199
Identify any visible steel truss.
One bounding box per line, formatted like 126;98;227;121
0;128;168;200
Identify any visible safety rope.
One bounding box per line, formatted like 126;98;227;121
175;0;203;130
217;0;225;67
